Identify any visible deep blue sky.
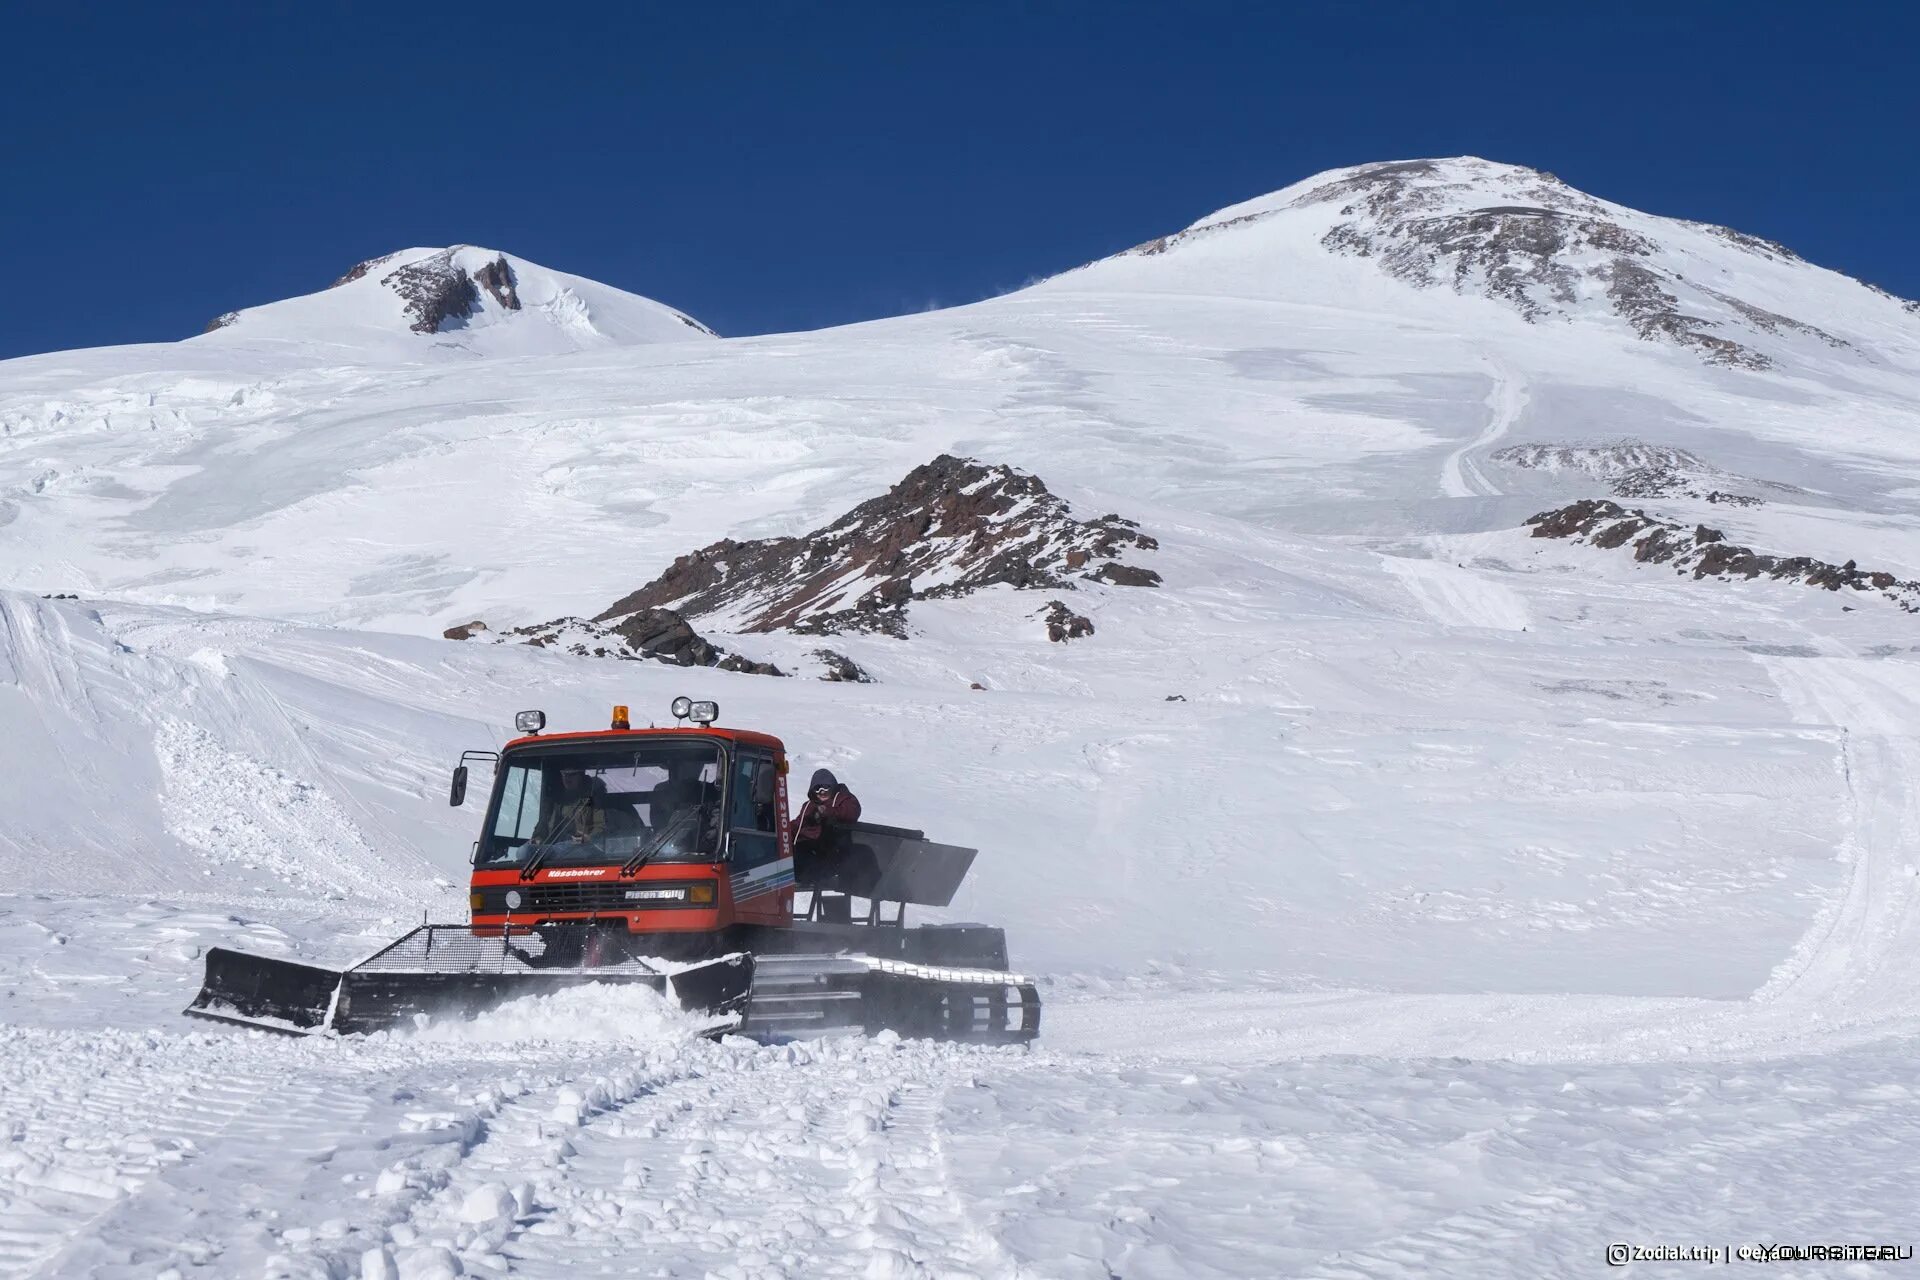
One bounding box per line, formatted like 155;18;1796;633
4;2;1914;359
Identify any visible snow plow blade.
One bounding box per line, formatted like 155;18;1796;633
186;948;347;1034
185;925;755;1036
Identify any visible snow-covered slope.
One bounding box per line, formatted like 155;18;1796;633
1054;156;1920;373
5;158;1920;1275
199;244;717;358
4;160;1919;632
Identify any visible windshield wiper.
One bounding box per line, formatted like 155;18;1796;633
520;798;598;880
622;802;706;878
518;840;561;882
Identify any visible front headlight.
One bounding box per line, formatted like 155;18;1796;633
469;891;483;912
688;883;715;905
505;890;523;910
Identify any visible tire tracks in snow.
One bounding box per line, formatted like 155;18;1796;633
1050;658;1920;1065
1378;554;1530;631
1438;355;1525;499
1748;656;1920;1026
3;1025;723;1278
0;1028;387;1279
388;1037;1018;1279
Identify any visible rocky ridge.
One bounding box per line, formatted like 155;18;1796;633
443;613;783;675
593;454;1159;640
202;246;720;342
1126;158;1903;371
1527;498;1920;612
1493;441;1796;506
374;250;521;335
1299;160;1830;369
446;455;1160;677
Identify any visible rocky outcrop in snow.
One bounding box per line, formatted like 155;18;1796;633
447;610;784;675
592;454;1160;640
448;456;1158;678
471;257;520;312
323;247;525;335
812;649;874;683
377;250;519;335
1493;442;1792;506
1527;498;1920;612
199;246;716;352
1865;281;1920;316
1041;600;1095;642
1294;160;1845;369
1118;157;1906;371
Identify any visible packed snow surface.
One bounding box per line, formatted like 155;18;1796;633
4;157;1920;1275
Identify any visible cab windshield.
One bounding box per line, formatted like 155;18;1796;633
477;741;723;869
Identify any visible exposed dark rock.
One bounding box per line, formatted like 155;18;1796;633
487;611;784;675
202;312;240;334
329;253;402;289
472;257;521;312
813;649;874;683
1127;210;1269;259
381;252;481;334
1164;694;1186;702
1492;441;1786;507
1864;281;1920;315
1042;600;1095;643
1601;261;1768;369
1704;286;1849;349
1694;223;1803;264
443;619;489;641
593;455;1159;639
494;457;1153;667
791;605;910;640
717;653;784;677
1161;158;1833;371
1527;499;1920;613
1088;562;1162;588
1331;206;1651;323
609;608;721;667
375;250;523;335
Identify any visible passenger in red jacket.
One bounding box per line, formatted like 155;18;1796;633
797;768;861;842
794;768;865;894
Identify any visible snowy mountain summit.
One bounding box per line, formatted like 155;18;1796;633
1070;156;1919;371
199;244;716;358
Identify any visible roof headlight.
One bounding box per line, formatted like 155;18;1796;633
688;700;719;725
514;710;546;735
670;696;693;721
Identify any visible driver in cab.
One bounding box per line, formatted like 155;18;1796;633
532;768;615;846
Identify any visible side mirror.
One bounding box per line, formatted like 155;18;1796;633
449;765;468;807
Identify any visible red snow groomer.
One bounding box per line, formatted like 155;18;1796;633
186;699;1040;1043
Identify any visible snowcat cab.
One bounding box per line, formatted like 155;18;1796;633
185;700;1040;1043
463;700;798;960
